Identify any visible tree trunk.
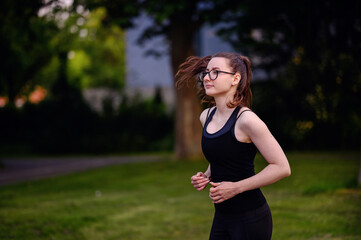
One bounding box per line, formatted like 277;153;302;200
170;22;203;159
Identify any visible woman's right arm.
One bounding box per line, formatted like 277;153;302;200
190;108;212;191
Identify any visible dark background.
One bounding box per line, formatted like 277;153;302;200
0;0;360;156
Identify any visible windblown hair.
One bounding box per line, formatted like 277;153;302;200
175;52;253;108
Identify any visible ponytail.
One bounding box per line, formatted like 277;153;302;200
232;56;252;108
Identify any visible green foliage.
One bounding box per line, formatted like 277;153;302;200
114;90;174;152
35;5;127;92
0;0;126;106
65;7;126;90
0;0;57;102
0;152;360;239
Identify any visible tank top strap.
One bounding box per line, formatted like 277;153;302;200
206;107;214;120
205;107;217;127
228;106;242;126
236;109;252;120
231;108;253;141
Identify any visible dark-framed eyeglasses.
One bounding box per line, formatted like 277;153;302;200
199;69;236;81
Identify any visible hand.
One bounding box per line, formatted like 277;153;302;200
209;181;240;204
191;172;210;191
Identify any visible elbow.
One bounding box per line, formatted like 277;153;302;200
277;163;291;179
283;166;291;178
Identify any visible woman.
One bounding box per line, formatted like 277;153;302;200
176;52;291;240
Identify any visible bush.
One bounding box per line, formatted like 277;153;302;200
0;89;174;155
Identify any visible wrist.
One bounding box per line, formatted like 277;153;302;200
234;181;244;194
204;172;210;179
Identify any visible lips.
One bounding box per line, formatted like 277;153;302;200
205;84;214;89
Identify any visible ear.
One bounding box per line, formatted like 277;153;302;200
232;74;241;85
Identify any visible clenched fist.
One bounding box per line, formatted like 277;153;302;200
191;172;210;191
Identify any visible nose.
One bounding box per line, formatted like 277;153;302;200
203;73;211;82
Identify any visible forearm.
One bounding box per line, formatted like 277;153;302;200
234;163;290;194
204;165;211;178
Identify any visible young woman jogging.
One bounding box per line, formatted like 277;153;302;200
176;52;291;240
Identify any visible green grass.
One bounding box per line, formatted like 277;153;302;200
0;152;360;239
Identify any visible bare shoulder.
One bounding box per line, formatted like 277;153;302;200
200;107;215;127
236;108;269;135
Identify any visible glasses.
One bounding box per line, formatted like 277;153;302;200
199;69;236;81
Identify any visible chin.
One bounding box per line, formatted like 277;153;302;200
205;89;216;96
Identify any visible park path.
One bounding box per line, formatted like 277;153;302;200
0;155;166;186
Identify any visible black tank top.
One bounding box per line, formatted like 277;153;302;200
202;106;266;214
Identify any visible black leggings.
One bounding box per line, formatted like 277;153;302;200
209;202;273;240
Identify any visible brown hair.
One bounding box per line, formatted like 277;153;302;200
175;52;253;108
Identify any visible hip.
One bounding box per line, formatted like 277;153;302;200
214;188;267;214
214;201;271;223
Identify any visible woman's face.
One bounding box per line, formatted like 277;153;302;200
203;57;239;97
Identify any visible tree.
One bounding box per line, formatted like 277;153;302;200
66;7;126;90
37;3;126;93
79;0;236;158
0;0;57;105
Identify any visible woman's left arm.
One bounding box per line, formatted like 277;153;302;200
209;112;291;204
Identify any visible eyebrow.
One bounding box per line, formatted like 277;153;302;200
205;67;220;71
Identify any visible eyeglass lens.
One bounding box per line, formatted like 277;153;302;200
200;70;218;81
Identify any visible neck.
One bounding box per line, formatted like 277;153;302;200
214;93;236;114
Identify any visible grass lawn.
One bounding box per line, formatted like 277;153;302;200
0;152;360;239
